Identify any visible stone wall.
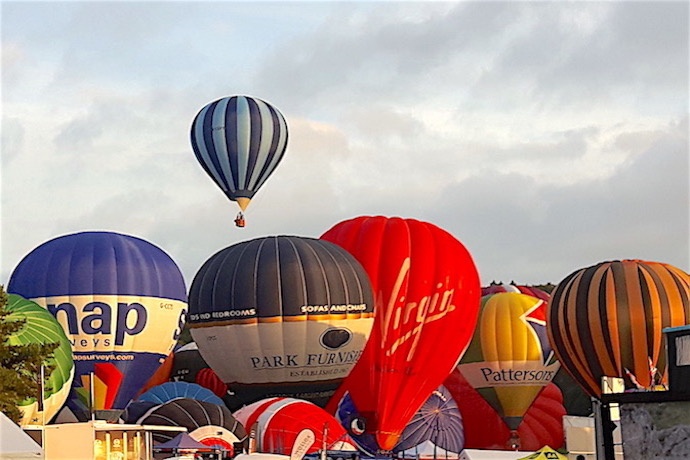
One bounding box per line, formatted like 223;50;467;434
619;401;690;459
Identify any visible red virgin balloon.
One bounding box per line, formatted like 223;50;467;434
321;216;481;451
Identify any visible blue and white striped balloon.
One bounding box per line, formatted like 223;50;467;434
190;95;288;211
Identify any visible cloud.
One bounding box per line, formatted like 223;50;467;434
429;116;689;285
1;2;687;288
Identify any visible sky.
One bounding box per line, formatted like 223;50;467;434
1;1;688;290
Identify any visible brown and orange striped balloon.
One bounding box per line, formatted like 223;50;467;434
547;259;690;397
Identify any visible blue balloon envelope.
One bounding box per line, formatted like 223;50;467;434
8;231;187;414
190;95;289;212
394;386;464;453
335;386;464;455
138;382;224;406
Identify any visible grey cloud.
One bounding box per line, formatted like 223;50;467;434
428;117;689;285
253;1;687;121
2;2;687;289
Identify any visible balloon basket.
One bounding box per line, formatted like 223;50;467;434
234;213;246;228
508;430;521;451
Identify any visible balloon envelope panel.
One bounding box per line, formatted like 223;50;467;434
8;231;188;411
547;259;690;396
188;236;375;407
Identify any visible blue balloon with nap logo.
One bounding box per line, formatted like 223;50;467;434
8;231;187;416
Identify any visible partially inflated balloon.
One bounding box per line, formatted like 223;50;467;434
235;398;356;455
137;382;224;406
169;342;229;399
190;95;288;212
444;369;565;451
137;398;248;447
8;231;187;414
547;259;690;397
336;386;464;455
5;294;75;425
482;283;550;303
139;351;174;395
170;342;208;382
321;216;481;451
394;386;464;454
188;236;375;409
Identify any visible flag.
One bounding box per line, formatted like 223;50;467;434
648;356;658;387
624;368;644;390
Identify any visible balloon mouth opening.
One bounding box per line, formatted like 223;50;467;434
508;430;521;451
376;432;401;451
235;197;251;211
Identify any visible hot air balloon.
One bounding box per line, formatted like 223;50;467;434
444;369;566;451
456;292;560;448
482;283;551;303
123;382;225;425
335;386;464;456
137;382;225;406
8;231;188;415
5;294;75;425
170;342;207;382
394;386;464;454
321;216;481;452
552;368;592;416
137;397;248;449
188;236;375;409
138;351;175;395
169;342;230;399
190;95;288;225
233;398;356;455
233;397;283;431
547;259;690;397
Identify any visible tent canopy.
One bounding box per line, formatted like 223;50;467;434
517;446;568;460
400;441;525;460
0;412;43;459
156;432;210;450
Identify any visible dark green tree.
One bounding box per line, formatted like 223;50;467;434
0;285;58;424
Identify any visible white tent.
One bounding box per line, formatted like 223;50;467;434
0;412;43;459
402;441;525;460
462;450;526;460
234;454;291;460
